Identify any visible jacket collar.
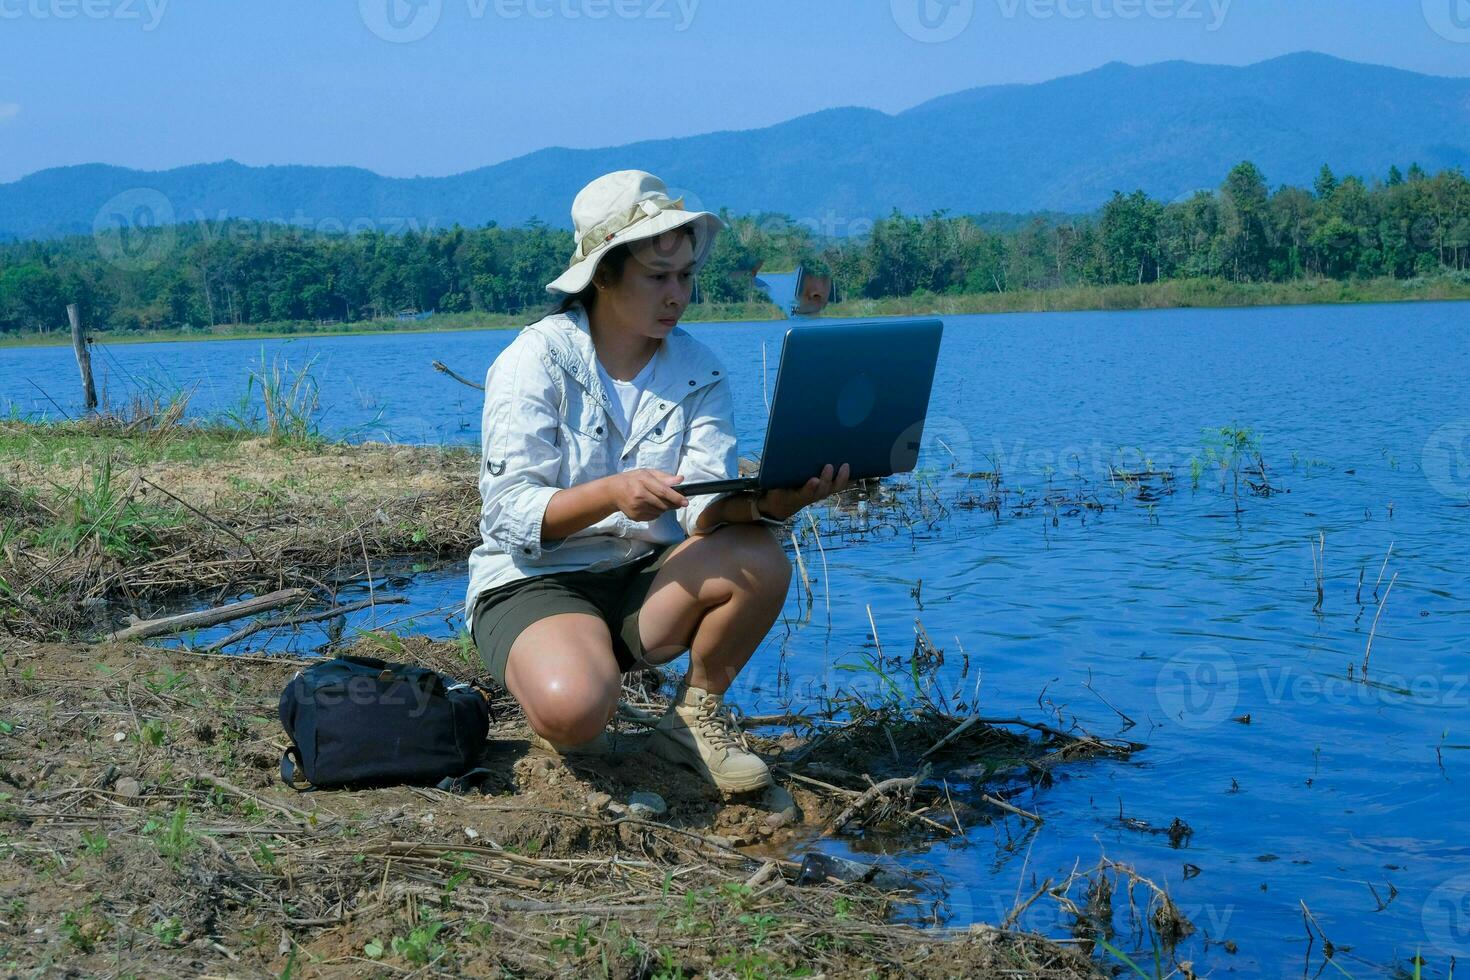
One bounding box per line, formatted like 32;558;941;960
523;303;724;440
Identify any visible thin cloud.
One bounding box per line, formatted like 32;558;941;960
0;103;20;123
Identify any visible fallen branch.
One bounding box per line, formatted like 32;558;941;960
104;588;311;643
919;714;978;759
827;765;930;833
432;360;485;391
739;711;820;729
981;793;1043;824
204;595;407;652
1002;876;1054;931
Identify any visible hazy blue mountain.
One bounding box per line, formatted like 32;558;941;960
3;53;1466;241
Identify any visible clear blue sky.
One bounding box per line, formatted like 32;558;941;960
0;0;1465;184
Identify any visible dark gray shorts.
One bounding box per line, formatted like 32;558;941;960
469;543;680;690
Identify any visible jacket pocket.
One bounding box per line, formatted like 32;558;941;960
559;387;612;480
634;403;687;472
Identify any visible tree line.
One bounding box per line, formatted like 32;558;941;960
1;161;1467;336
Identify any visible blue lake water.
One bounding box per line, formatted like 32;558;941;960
4;301;1469;976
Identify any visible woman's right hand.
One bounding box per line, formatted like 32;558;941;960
607;469;689;522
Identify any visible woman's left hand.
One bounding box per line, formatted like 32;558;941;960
756;463;852;522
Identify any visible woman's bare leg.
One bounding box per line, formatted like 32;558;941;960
636;523;793;693
502;612;623;746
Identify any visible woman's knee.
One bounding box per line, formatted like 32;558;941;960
721;523;793;594
526;681;617;745
505;615;622;745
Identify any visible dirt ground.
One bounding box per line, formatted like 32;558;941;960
0;636;1106;979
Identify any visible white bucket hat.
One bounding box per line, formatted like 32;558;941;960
545;170;726;296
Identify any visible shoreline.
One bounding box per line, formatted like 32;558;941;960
0;421;1126;977
2;276;1465;350
0;302;785;350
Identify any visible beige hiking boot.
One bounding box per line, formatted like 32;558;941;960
647;682;772;794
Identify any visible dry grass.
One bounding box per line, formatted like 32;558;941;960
0;418;478;639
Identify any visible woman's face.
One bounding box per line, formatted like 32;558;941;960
595;229;696;339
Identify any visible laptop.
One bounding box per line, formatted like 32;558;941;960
679;318;944;496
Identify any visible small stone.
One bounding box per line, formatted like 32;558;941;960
627;791;667;817
112;731;127;742
764;809;793;830
586;791;612;811
463;827;479;840
114;777;141;798
761;784;798;823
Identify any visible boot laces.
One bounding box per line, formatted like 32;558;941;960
694;694;752;752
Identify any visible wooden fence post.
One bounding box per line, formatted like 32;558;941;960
68;303;98;412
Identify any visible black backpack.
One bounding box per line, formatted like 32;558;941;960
278;655;494;791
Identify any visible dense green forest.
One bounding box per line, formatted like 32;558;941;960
1;161;1467;337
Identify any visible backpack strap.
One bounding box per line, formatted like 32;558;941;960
468;680;499;721
436;767;495;795
279;746;310;792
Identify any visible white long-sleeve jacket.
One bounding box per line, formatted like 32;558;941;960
464;303;770;620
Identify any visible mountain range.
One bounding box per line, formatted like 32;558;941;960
2;52;1466;242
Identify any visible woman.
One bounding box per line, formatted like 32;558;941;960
465;170;850;795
